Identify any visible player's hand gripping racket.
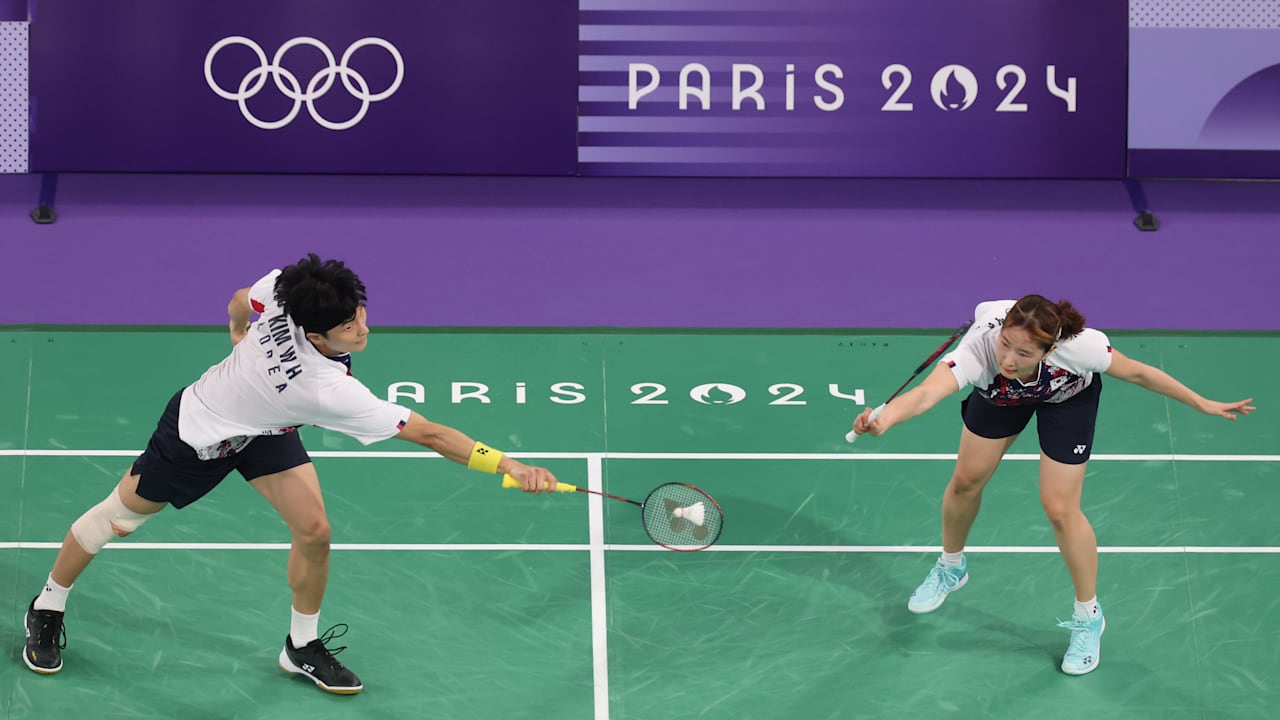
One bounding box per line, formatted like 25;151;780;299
845;321;973;443
502;475;724;551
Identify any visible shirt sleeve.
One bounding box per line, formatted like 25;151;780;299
313;377;412;445
942;331;986;393
1071;328;1114;373
972;300;1012;324
940;305;1003;393
248;269;282;315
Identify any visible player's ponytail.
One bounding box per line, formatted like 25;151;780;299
1005;294;1087;350
1054;300;1087;342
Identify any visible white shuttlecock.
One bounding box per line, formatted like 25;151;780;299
672;502;706;527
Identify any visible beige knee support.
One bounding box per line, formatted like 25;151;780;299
70;487;154;554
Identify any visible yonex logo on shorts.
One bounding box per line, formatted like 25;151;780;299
204;36;405;130
1074;445;1087;454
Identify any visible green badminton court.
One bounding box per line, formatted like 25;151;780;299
1;328;1276;720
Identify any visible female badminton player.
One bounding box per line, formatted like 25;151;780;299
850;295;1254;676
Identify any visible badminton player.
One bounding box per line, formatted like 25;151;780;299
851;295;1253;675
22;254;558;693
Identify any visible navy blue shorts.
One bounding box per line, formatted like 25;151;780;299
960;375;1102;465
131;389;311;508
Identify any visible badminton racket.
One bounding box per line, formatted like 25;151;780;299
502;475;724;551
845;321;973;443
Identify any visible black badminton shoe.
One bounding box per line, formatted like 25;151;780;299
279;623;363;694
23;597;67;675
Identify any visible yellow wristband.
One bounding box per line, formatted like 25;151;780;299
467;442;503;473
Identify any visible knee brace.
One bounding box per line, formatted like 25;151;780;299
70;487;155;555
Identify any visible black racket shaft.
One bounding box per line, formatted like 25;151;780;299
846;320;973;443
574;486;643;507
882;320;973;404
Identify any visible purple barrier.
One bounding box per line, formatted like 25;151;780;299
28;0;577;174
25;0;1127;179
2;174;1277;330
0;1;22;20
580;0;1127;178
1129;16;1280;179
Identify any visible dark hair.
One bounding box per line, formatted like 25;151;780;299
274;254;367;334
1003;294;1086;350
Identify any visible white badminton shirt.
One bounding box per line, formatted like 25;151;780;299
178;269;411;460
941;300;1113;406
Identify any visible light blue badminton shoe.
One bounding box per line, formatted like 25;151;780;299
907;557;968;614
1057;607;1106;675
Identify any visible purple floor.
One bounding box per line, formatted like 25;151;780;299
2;173;1277;330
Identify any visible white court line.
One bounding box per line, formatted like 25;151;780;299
4;450;1280;462
587;455;610;720
2;543;1276;553
4;446;1270;720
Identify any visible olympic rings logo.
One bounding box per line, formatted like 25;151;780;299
204;36;404;131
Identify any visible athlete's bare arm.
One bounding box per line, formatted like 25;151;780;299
395;411;558;493
854;363;962;437
228;287;253;345
1105;349;1253;419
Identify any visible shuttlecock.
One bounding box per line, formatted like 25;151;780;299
672;502;706;527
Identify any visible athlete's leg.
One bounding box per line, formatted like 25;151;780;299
941;427;1019;552
50;470;168;588
25;471;167;674
249;462;361;693
1040;453;1105;675
249;463;330;614
1034;377;1102;602
51;388;216;591
908;427;1020;614
1038;455;1096;600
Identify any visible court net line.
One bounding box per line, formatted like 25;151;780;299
4;450;1279;461
2;543;1276;553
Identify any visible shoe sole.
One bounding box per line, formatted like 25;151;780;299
22;609;63;675
907;572;968;614
1060;617;1106;676
278;648;363;695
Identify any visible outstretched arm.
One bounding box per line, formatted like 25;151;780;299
395;411;558;493
228;287;253;345
1105;348;1254;420
853;362;961;437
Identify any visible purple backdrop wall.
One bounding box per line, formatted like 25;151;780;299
26;0;1126;178
2;174;1277;330
579;0;1126;178
1129;4;1280;179
28;0;578;174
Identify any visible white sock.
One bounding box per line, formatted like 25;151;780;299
940;551;965;568
1074;596;1101;619
291;607;320;646
34;574;72;613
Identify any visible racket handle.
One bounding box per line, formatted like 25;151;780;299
501;474;578;493
845;404;887;443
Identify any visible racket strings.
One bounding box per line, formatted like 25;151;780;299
662;498;708;540
643;483;723;550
